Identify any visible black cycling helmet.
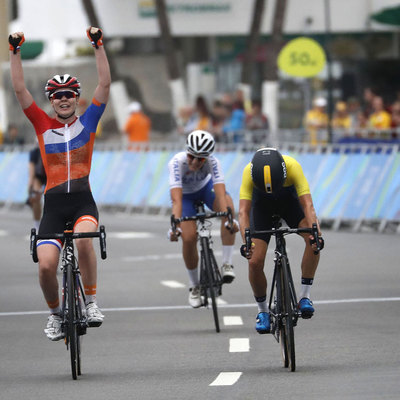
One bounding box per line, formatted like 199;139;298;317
45;74;81;99
251;148;287;194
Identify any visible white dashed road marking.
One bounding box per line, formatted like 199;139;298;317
108;232;154;239
223;316;243;326
229;338;250;353
209;372;242;386
161;280;186;288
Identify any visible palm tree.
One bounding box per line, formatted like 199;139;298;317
155;0;188;126
240;0;266;106
263;0;287;146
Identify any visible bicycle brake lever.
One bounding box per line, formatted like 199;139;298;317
311;223;320;255
244;228;252;257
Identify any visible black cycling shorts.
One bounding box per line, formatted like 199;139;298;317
39;191;99;236
250;186;305;244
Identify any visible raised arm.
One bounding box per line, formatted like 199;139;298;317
9;32;34;110
86;27;111;105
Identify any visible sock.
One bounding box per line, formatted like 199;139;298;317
84;285;97;305
222;245;234;265
34;220;40;231
299;277;314;299
255;295;269;313
47;299;60;315
187;267;199;287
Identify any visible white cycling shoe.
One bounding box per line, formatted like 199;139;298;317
86;302;104;327
44;314;64;341
221;263;236;284
188;286;202;308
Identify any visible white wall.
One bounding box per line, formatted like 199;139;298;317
9;0;400;41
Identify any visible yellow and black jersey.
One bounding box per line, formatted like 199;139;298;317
239;155;310;200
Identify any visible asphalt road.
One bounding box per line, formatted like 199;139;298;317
0;208;399;399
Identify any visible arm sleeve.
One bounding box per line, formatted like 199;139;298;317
239;163;254;200
284;156;310;197
168;156;182;189
80;98;106;134
23;102;51;136
209;156;225;185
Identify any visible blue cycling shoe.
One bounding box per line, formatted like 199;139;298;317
298;298;314;319
255;312;270;334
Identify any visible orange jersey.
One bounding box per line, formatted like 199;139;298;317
24;100;105;194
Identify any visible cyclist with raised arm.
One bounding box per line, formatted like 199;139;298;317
168;130;239;307
238;148;324;333
9;27;111;341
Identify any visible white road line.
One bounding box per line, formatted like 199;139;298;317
161;280;186;288
122;250;224;263
1;297;400;317
229;338;250;353
223;316;243;326
108;232;154;239
209;372;242;386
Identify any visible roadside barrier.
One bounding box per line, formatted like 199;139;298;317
1;143;399;232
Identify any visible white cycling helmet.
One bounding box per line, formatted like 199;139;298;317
186;130;215;157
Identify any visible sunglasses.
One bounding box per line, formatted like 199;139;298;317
51;91;77;100
187;154;206;162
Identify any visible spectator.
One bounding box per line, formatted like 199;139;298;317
304;97;328;144
245;99;268;143
179;95;212;136
332;101;351;135
3;124;24;145
368;96;391;131
362;87;376;118
391;101;400;128
210;99;227;142
222;100;246;142
347;97;362;130
246;99;268;130
123;101;151;147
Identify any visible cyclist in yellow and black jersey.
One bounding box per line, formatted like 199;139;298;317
238;148;324;334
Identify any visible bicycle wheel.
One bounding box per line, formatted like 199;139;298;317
274;264;289;368
200;237;220;333
67;264;79;380
281;256;296;371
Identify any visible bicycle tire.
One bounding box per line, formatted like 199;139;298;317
67;265;79;380
281;256;296;371
200;237;220;333
275;263;289;368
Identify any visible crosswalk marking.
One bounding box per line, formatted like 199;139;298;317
229;338;250;352
209;372;242;386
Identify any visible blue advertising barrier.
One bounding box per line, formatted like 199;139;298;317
1;148;399;225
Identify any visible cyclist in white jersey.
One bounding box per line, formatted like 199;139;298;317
168;130;239;308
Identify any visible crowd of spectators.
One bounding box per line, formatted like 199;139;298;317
177;89;268;144
304;87;400;144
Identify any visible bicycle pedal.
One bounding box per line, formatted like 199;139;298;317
87;320;103;328
222;275;235;284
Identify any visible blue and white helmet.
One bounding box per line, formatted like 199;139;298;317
186;130;215;157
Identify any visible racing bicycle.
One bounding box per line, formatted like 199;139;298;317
30;223;107;380
245;215;321;371
171;200;233;333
